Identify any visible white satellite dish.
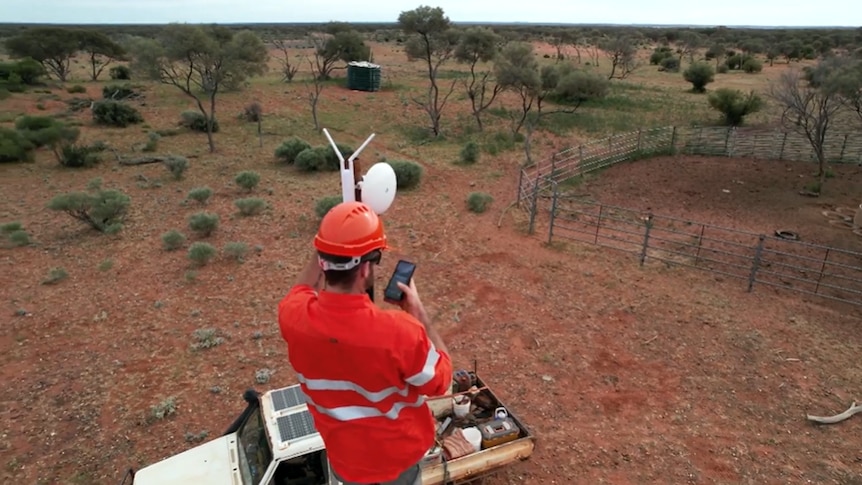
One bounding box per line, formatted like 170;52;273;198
360;163;397;215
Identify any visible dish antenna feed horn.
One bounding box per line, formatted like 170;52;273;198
322;128;397;215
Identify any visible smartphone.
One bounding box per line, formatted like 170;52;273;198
384;260;416;304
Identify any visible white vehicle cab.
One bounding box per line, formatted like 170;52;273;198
128;371;535;485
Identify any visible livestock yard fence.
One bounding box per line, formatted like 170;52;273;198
516;126;862;308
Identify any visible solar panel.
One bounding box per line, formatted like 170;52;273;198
271;386;306;412
276;409;317;443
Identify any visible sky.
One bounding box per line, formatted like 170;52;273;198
0;0;860;27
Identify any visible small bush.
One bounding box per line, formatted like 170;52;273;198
102;84;135;100
15;116;78;151
149;397;176;421
1;222;22;233
274;137;312;164
224;241;249;262
8;230;30;247
315;196;342;218
716;64;729;74
649;46;674;65
188;242;216;266
459;140;480;164
234;171;260;192
162;230;186;250
708;88;765;126
92;100;143;127
164;156;189;180
60;144;101;168
0;58;46;85
321;143;354;171
659;57;680;72
47;188;130;233
188;212;219;237
43;267;68;285
109;65;131;80
467;192;493;213
235;197;266;216
388;160;423;189
67;84;87;94
742;57;763;73
683;62;715;93
242;102;262;122
294;147;326;172
187;187;213;204
0;127;35;163
179;111;219;133
143;132;160;152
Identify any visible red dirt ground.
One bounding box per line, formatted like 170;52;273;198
2;45;862;485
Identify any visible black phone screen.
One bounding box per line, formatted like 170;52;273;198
384;260;416;302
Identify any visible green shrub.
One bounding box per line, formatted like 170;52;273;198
388;160;423;189
315;196;342;218
47;188;130;233
162;229;186;250
274;137;312;164
8;230;30;247
321;143;354;171
67;84;87;94
234;171;260;192
0;58;46;85
143;132;160;152
180;111;219;133
649;46;674;65
295;147;326;172
60;144;101;168
708;88;765;126
683;62;715;93
188;242;216;266
716;64;729;74
235;197;266;216
164;156;189;180
0;127;35;163
467;192;493;213
742;57;763;73
659;57;680;72
187;187;213;204
102;84;135;100
42;267;68;285
109;65;131;80
1;222;22;233
188;212;219;237
92;100;143;127
459;140;480;164
224;241;249;262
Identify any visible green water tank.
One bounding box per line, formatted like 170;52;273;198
346;61;382;92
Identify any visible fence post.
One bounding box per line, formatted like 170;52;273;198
579;145;584;160
548;183;558;244
670;126;677;154
778;132;788;161
636;128;643;152
724;127;733;157
528;176;540;235
748;235;766;292
839;134;848;163
594;204;603;244
814;247;830;294
550;153;557;180
639;214;653;266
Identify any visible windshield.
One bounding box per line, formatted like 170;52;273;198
236;405;274;485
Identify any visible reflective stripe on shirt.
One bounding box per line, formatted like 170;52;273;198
297;374;409;403
405;344;441;387
305;393;427;421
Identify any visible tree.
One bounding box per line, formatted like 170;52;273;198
398;5;461;137
130;24;268;153
272;39;300;82
829;59;862;125
683;62;715;93
769;62;845;189
305;55;325;130
309;23;371;80
603;36;640;80
708;88;764;126
676;31;703;63
4;27;79;82
78;30;126;81
454;27;503;131
496;42;608;165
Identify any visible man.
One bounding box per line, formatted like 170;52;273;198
278;201;452;485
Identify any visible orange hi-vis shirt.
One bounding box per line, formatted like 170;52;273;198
278;284;453;483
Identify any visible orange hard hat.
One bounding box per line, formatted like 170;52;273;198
314;201;388;260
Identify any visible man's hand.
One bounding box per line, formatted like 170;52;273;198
396;278;424;320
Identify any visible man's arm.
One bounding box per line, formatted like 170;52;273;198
294;253;323;290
